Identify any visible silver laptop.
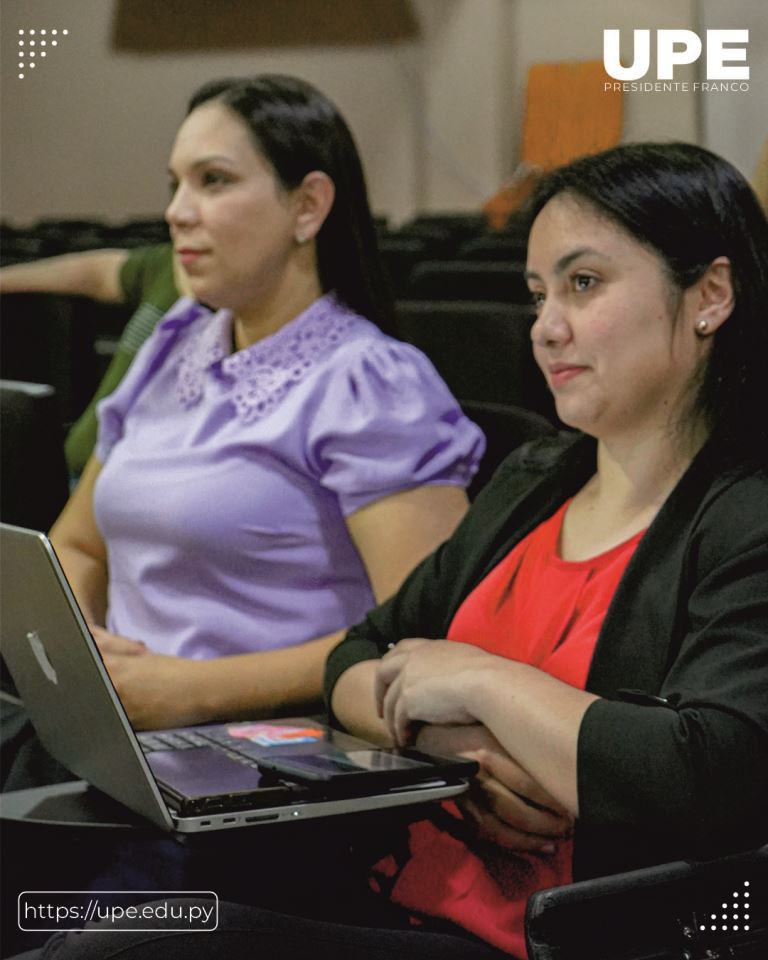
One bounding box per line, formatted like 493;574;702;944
0;523;476;833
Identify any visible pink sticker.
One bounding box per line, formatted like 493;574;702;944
225;724;325;746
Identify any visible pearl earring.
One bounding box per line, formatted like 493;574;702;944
296;233;307;245
695;318;710;336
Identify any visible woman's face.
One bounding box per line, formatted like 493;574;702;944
526;194;707;443
165;101;301;314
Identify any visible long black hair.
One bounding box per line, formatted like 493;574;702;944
524;142;768;461
187;75;395;334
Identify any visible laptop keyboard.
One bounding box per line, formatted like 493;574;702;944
138;729;265;770
138;731;212;752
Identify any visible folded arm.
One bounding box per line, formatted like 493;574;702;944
331;655;574;850
415;722;573;852
376;639;598;817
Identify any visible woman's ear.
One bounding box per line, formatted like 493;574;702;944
293;171;335;245
691;256;734;338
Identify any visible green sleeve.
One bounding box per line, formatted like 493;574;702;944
64;350;135;474
118;243;177;310
65;244;178;475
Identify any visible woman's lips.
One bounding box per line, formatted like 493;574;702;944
176;249;207;267
549;364;588;388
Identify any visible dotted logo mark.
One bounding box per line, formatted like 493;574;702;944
699;880;752;935
17;28;69;79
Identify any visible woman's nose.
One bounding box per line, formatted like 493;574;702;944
165;184;197;228
530;298;571;347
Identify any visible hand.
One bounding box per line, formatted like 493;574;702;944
90;625;148;657
375;638;494;746
94;635;207;730
416;724;573;854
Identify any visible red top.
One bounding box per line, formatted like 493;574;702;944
372;500;645;957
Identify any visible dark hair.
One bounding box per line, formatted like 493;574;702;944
187;75;395;334
524;142;768;461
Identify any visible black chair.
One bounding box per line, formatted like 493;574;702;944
0;294;102;424
33;218;107;234
395;299;556;421
458;234;528;262
0;380;70;532
384;222;462;258
66;295;134;343
460;400;557;499
0;234;49;266
405;260;530;304
31;220;111;256
106;218;170;246
401;212;487;240
378;237;437;300
525;844;768;960
0;378;77;756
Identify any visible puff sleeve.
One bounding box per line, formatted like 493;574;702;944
305;338;485;516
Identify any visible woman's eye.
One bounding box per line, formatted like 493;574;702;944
573;274;597;292
530;290;546;311
168;180;179;199
202;170;231;188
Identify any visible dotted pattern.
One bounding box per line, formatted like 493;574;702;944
699;880;752;934
17;27;68;79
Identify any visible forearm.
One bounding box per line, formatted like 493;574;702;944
414;722;490;758
49;456;109;626
415;721;573;850
0;250;127;301
465;660;599;816
331;659;392;745
51;543;109;627
191;629;356;724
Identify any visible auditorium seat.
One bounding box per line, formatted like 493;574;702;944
31;220;111;256
378;236;440;300
458;234;528;262
395;300;555;421
460;400;557;499
388;224;462;259
405;260;530;304
105;218;170;246
401;213;487;239
525;843;768;960
0;294;104;425
0;380;70;532
0;233;48;266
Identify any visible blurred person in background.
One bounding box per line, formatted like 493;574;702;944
1;243;182;474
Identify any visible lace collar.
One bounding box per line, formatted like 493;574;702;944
172;293;369;423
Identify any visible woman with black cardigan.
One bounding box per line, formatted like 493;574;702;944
327;141;768;955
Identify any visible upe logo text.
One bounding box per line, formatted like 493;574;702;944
603;29;749;81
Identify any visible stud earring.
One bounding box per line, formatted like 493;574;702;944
695;318;710;337
295;233;307;245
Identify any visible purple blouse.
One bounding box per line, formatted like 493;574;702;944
93;293;484;659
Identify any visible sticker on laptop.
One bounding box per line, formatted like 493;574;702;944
225;724;325;747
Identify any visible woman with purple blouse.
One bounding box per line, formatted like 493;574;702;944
49;76;484;731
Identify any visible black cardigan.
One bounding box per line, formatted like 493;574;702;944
325;433;768;880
